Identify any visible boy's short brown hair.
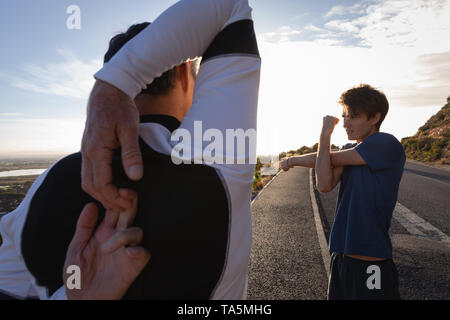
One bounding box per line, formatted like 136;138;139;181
339;84;389;130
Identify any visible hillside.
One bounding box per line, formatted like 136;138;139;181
279;143;340;160
401;97;450;165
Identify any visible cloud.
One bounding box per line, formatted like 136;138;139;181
325;2;369;19
303;24;323;33
325;5;347;18
322;0;450;52
389;50;450;107
325;19;360;34
10;49;102;100
258;26;302;43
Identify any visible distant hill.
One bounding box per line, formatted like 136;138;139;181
278;143;339;159
401;96;450;165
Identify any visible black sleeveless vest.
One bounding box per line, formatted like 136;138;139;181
21;116;230;299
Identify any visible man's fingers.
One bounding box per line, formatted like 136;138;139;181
102;227;144;254
103;210;120;229
126;246;151;263
126;247;151;272
81;157;100;202
118;188;138;200
70;203;99;250
90;150;119;209
85;150;137;212
98;183;131;212
116;193;138;231
90;151;132;211
82;151;118;212
126;247;151;274
117;122;143;181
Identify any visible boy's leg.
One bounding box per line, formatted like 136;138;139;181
327;252;346;300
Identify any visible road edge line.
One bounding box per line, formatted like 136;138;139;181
309;168;331;278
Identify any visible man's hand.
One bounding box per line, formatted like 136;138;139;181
63;193;150;300
321;115;339;138
82;79;143;212
280;158;293;171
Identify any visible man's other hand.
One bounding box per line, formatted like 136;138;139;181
63;198;150;300
81;79;143;212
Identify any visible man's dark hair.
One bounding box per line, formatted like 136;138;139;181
104;22;199;96
339;84;389;130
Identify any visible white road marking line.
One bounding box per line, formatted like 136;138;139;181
393;202;450;246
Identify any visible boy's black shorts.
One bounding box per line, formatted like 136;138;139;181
328;252;400;300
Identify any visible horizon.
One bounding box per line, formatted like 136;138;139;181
1;0;449;156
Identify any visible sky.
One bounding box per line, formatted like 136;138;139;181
0;0;449;157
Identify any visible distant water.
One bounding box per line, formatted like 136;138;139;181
261;166;278;176
0;169;47;178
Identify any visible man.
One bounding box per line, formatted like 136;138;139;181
281;84;405;299
1;0;260;300
81;0;260;299
0;21;193;300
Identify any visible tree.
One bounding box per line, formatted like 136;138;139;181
255;157;262;172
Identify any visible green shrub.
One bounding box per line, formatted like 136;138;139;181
253;170;262;191
443;128;450;138
255;157;262;172
312;143;318;152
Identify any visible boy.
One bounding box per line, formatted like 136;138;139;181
282;84;405;299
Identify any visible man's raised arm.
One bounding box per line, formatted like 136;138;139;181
82;0;257;212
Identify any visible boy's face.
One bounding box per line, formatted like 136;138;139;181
341;106;378;142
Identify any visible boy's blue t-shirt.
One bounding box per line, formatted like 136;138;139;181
329;132;406;259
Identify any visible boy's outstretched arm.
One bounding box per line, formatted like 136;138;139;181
280;153;316;171
281;148;366;172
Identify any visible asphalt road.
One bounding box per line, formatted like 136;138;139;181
248;167;328;299
248;161;449;300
